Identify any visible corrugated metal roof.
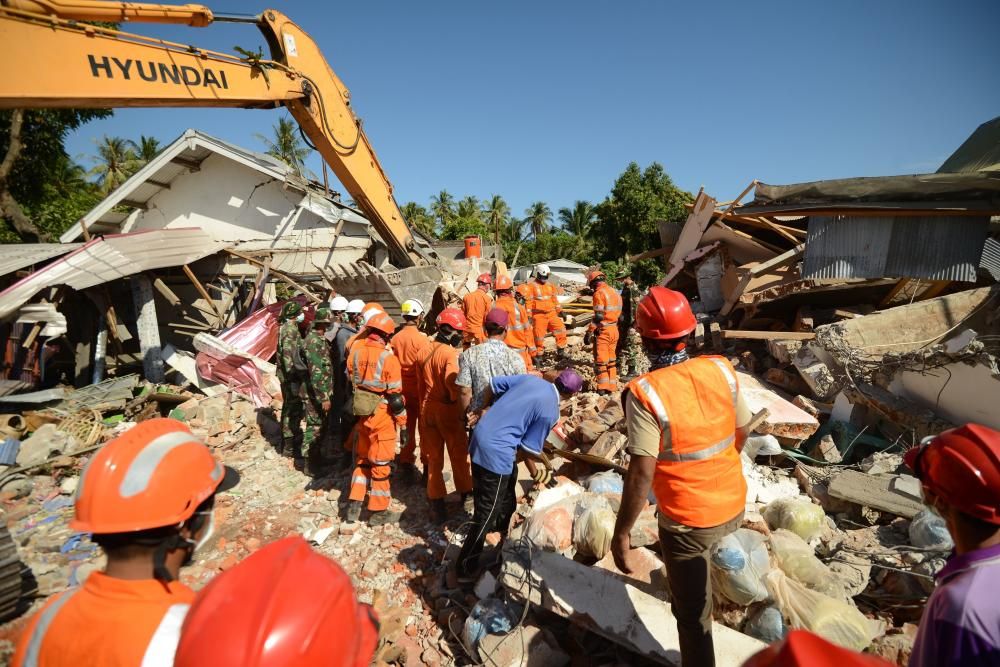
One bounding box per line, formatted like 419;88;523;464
0;243;81;279
938;116;1000;174
980;237;1000;281
803;215;989;282
0;229;228;319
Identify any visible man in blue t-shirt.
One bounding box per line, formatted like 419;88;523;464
454;369;583;582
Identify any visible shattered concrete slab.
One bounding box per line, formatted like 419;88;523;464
827;470;924;519
500;539;765;666
736;372;819;440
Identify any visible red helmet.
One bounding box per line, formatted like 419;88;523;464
494;275;514;291
743;630;893;667
365;312;396;336
436;307;467;331
904;423;1000;525
477;272;493;285
635;286;697;340
174;536;378;667
72;418;238;534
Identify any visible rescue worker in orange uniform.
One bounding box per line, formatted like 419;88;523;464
174;536;379;667
462;273;494;345
584;270;623;393
493;275;535;371
417;308;474;523
13;418;239;667
527;264;567;358
345;311;407;526
391;298;432;484
610;287;753;667
515;283;537;359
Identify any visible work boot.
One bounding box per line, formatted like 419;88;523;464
344;500;362;524
461;493;475;517
368;509;402;527
430;499;447;524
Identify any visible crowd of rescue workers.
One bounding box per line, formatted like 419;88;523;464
8;264;1000;667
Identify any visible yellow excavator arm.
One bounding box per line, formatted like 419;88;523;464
0;0;430;267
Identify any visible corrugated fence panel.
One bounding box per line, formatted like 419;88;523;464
803;216;988;282
980;237;1000;281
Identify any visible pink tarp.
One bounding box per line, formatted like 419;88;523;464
194;298;309;407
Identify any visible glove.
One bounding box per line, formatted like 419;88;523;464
583;330;594;345
531;466;555;488
399;428;409;449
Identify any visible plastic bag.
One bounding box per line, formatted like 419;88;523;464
525;499;575;552
762;496;826;542
572;495;616;558
768;529;842;598
765;569;883;651
743;434;782;459
744;605;788;644
909;509;954;551
462;597;523;653
586;470;624;495
710;529;772;605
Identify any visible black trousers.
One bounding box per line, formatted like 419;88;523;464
455;462;518;577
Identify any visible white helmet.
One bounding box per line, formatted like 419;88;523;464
330;296;350;312
346;299;365;315
400;299;425;317
535;264;551;277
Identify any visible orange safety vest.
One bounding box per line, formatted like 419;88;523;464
529;280;561;314
462;289;494;339
592;282;623;327
418;342;461;405
627;356;746;528
495;295;532;351
348;339;403;396
390;325;431;396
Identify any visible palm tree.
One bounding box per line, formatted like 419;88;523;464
456;195;481;222
503;216;527;243
134;135;162;165
558;200;596;238
90;136;139;194
524;201;552;240
401;201;436;238
50;156;89;196
430;190;455;227
483;194;510;245
256;116;312;176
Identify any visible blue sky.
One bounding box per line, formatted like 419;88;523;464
65;0;999;219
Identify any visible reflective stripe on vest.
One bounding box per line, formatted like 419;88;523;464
23;589;78;667
351;347;393;392
706;357;738;405
141;603;190;667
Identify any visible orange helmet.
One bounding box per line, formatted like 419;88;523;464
905;423;1000;525
635;286;697;340
174;536;378;667
586;270;606;283
365;311;396;336
477;272;493;285
72;418;239;535
494;274;514;291
743;630;893;667
436;307;467;331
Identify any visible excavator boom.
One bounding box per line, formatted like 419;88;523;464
0;1;429;267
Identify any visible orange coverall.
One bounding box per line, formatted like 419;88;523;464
495;293;535;371
590;282;623;391
12;572;194;667
346;337;406;511
391;323;432;466
417;342;473;501
528;279;566;356
462;288;494;345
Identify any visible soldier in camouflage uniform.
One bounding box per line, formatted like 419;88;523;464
302;306;334;477
617;277;650;378
276;301;306;458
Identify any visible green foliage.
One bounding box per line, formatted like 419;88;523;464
135;135;162;164
524;201;552;240
0;108;112;242
558;200;596;238
90;135;140;194
591;162;693;285
255;115;312;177
401;201;436;238
440;216;489;241
482;194;510;244
429;190;455;227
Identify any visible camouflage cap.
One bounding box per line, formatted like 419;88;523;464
313;306;332;324
280;301;303;320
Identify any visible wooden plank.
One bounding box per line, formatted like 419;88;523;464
662;190;718;285
183;264;224;324
152;277;181;306
878;278;911;307
917;280;951;301
748;243;805;277
753;217;801;244
225;250;322;303
721;330;816;341
21;322;42;349
627;246;672;263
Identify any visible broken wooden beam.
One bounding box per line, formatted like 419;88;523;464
183;264;225;324
721;330;816;341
